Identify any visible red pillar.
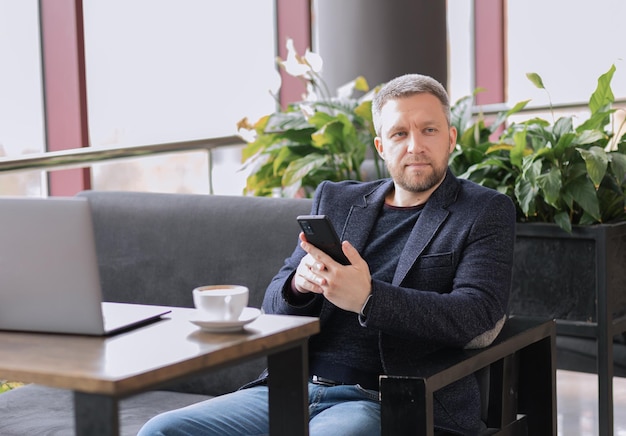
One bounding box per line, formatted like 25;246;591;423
39;0;91;196
275;0;311;108
474;0;506;105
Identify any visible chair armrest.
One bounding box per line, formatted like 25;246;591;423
380;316;556;436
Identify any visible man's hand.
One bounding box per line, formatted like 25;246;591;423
293;232;372;313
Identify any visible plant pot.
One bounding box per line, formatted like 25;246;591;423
510;222;626;323
508;221;626;435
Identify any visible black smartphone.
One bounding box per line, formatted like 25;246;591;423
296;215;350;265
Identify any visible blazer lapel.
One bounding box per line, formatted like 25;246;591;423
340;180;392;253
392;205;449;286
392;171;460;286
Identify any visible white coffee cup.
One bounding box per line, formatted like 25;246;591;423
192;285;249;321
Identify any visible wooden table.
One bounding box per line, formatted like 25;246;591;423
0;307;319;436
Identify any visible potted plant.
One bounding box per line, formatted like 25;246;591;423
450;64;626;315
450;65;626;431
451;64;626;318
451;64;626;233
237;41;385;198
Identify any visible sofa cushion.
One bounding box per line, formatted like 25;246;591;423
0;384;210;436
78;191;312;310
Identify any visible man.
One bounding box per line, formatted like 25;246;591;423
138;73;516;435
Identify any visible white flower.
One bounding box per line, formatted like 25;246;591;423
305;82;320;102
280;39;310;77
300;103;315;119
337;80;357;99
303;49;323;73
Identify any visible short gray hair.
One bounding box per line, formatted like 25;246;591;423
372;74;451;136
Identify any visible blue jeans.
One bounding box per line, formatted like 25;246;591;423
137;382;381;436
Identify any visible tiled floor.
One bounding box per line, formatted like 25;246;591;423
557;370;626;435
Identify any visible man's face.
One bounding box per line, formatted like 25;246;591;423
374;93;457;198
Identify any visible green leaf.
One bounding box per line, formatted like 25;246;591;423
597;183;626;222
354;76;369;92
515;177;538;217
537;167;562;207
354;100;374;134
573;130;606;146
553;132;576;159
505;99;531;117
552;116;574;139
265;111;312;133
282;153;328;187
241;133;279;160
525;157;543;183
510;130;527;169
589;64;615;115
273;145;299;174
311;121;342;151
566;176;601;221
450;95;474;133
577;109;613;133
516;159;542;216
526;72;545;89
609;152;626;184
308;111;335;129
486;100;532;137
553;211;572;233
577;146;608;188
245;161;282;196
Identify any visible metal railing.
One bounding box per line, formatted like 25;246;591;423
0;135;246;194
475;98;626;118
0;135;244;174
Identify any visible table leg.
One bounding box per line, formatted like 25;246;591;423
74;391;119;436
267;341;309;436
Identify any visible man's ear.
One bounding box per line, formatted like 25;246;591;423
448;126;458;152
374;137;384;158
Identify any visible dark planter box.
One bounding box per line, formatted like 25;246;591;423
508;221;626;435
509;222;626;324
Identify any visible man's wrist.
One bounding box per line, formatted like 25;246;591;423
359;293;373;318
286;275;314;305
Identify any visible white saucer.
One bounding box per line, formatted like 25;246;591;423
189;307;262;332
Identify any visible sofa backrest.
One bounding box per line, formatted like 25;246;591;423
76;191;313;396
78;191;313;310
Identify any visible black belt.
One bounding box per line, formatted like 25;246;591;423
310;374;379;391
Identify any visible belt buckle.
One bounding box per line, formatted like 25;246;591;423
311;375;339;387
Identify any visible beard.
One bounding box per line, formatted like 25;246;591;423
386;159;448;193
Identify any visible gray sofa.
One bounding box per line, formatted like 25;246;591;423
0;190;313;435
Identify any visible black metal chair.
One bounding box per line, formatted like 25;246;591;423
380;316;557;436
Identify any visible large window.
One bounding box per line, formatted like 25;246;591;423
84;0;278;194
3;2;625;196
0;0;278;196
446;0;474;104
507;1;626;107
0;0;45;196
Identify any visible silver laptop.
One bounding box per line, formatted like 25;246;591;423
0;196;171;336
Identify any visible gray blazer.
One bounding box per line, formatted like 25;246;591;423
262;170;516;434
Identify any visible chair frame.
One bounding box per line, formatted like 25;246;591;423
380;316;557;436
